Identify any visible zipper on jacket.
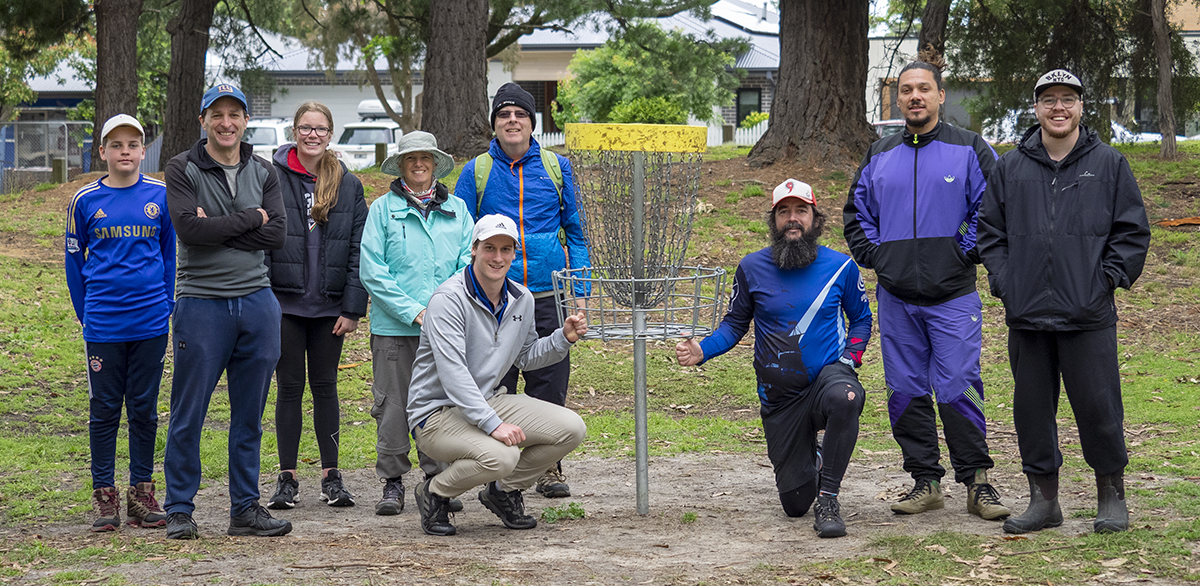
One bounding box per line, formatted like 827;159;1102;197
911;145;920;291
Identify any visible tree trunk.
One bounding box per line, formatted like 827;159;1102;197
420;0;491;158
1151;0;1176;159
160;0;220;170
91;0;144;172
918;0;951;62
748;0;873;168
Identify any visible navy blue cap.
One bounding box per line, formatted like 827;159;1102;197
201;84;249;114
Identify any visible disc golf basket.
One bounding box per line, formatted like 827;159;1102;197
552;123;726;515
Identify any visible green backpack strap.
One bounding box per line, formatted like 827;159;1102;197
473;149;564;217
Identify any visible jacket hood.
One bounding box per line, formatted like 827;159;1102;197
486;136;543;166
1016;123;1100;167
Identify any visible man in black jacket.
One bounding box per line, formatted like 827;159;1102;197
978;69;1150;535
162;84;291;539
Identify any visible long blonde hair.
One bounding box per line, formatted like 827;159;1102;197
292;101;343;224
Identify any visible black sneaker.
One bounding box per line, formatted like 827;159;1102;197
375;477;404;516
414;478;456;536
165;512;199;540
268;472;299;510
320;470;355;507
227;504;293;537
426;474;463;512
478;481;537;530
813;494;847;538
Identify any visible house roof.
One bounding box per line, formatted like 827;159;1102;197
517;0;780;71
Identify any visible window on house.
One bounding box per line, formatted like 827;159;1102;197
737;89;762;126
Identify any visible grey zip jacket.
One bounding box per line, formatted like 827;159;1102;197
406;268;573;433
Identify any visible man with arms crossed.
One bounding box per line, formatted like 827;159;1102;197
677;180;870;538
978;69;1150;534
844;61;1009;521
162;84;289;539
407;214;588;536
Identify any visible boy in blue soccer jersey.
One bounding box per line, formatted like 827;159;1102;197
65;114;175;532
676;180;871;539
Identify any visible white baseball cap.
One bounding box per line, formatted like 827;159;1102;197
772;179;816;208
472;214;520;246
1034;69;1084;98
100;114;145;142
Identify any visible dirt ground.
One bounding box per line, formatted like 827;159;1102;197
6;448;1182;586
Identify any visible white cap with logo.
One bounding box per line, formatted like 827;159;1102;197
772;179;816;209
100;114;145;143
473;214;520;245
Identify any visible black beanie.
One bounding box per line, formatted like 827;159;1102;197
491;82;537;131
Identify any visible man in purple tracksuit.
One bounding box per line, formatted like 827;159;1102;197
843;61;1010;520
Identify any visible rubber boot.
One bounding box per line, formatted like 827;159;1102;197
1002;474;1063;534
1094;473;1129;533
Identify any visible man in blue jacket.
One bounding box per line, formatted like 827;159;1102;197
454;83;589;497
979;70;1150;535
677;180;871;538
844;61;1009;521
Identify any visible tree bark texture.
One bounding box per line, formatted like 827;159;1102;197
420;0;492;158
748;0;874;168
918;0;951;62
92;0;144;172
1151;0;1177;159
160;0;220;170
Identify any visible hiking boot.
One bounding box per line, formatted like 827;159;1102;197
414;477;456;536
227;504;293;537
966;469;1011;520
535;468;571;498
126;481;167;528
320;470;355;507
891;477;944;514
812;494;847;538
1003;474;1063;534
267;472;299;510
375;477;404;516
165;512;198;540
91;486;120;532
1094;473;1129;533
479;481;537;530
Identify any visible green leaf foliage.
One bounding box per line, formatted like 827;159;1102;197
739;111;768;128
609;96;688;124
948;0;1200;140
553;21;747;125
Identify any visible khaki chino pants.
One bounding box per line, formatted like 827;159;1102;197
414;394;586;498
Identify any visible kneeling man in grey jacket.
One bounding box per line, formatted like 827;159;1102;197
407;214;588;536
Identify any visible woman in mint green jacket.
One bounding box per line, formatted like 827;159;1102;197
359;131;473;516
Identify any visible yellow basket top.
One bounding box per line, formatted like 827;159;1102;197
565;123;707;153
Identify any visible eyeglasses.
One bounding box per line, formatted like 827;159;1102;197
496;110;529;120
1038;95;1079;109
296;125;331;137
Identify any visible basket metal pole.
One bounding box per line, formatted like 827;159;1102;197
631;151;649;516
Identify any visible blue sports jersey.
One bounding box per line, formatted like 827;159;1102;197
65;175;176;343
700;246;872;410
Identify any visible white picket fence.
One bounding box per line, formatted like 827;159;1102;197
536;120;765;149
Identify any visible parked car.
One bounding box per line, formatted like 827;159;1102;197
243;118;293;159
329;100;403;170
1111;122;1187;144
871;119;905;138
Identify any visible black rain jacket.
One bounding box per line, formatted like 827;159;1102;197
977;124;1150;331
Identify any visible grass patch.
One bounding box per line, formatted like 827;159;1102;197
541;501;586;523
